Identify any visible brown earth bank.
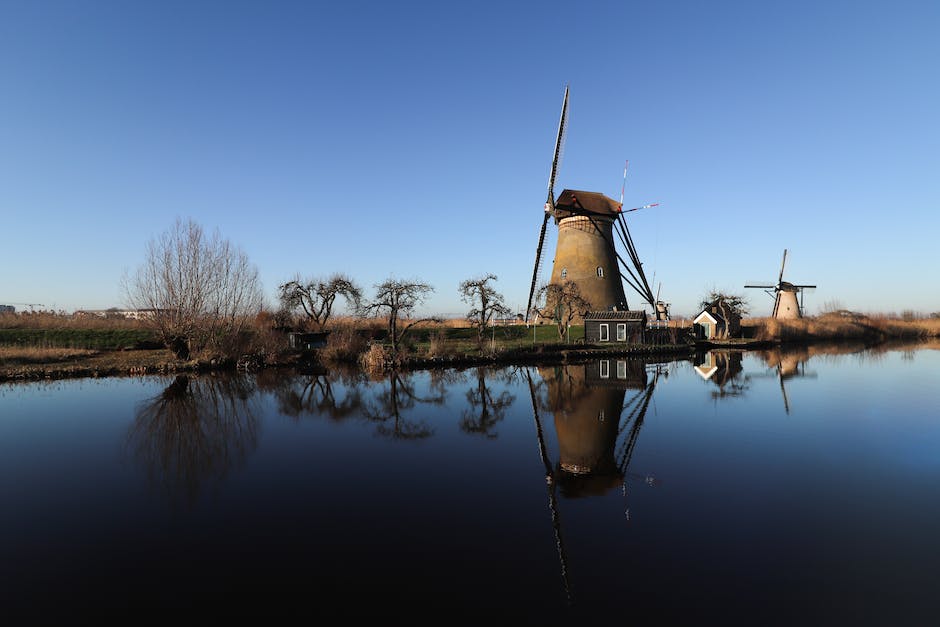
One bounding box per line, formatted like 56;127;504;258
0;342;697;383
2;335;938;385
0;347;230;383
1;312;937;384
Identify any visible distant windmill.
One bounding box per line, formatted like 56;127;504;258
745;249;816;319
524;85;661;323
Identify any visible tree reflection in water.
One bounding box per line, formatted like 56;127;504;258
127;374;260;508
255;366;366;421
460;367;516;438
362;371;445;440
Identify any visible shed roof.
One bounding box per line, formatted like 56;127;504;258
693;309;721;325
554;189;622;219
583;310;647;321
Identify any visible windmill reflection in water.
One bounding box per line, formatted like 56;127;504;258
695;348;817;414
525;359;665;604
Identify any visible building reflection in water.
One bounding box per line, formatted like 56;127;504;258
693;350;748;399
696;347;820;413
127;374;261;508
752;347;818;414
526;358;663;605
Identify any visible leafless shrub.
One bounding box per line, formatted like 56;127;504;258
359;342;394;374
123;218;264;359
426;329;452;358
319;326;368;364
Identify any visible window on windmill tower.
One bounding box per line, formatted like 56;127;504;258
561;268;567;279
596;267;604;278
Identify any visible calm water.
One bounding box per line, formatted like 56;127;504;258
2;343;939;622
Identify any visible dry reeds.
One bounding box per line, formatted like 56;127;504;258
319;326;369;363
0;346;99;366
749;313;940;342
359;343;395;374
426;329;454;358
0;311;146;330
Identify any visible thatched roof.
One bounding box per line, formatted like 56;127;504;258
583;310;647;322
553;189;622;220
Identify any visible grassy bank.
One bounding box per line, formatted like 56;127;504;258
0;328;159;350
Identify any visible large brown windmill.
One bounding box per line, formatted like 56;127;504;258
524;86;661;323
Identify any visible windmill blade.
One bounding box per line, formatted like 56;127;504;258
778;249;788;285
525;85;569;324
546;84;569;209
525;213;551;323
613;213;657;310
620;202;659;213
744;284;776;288
619;159;628;207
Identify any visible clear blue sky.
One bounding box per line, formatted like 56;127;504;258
2;0;938;319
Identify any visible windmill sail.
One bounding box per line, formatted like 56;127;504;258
525;85;569;323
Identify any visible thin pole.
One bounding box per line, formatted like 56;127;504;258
619;159;628;208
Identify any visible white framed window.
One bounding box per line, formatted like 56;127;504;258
597;266;604;277
598;410;605;422
600;360;609;378
561;268;567;279
617;360;627;379
616;323;626;341
599;323;609;341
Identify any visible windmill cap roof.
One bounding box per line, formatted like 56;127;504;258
583;310;647;321
554;189;622;217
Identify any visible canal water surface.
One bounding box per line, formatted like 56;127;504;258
2;343;938;622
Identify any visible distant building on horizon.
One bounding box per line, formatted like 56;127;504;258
73;308;168;320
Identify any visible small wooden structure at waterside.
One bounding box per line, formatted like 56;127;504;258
288;331;330;350
583;310;648;344
692;300;742;341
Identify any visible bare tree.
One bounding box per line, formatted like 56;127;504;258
123;218;263;359
458;273;511;346
536;281;591;340
359;278;439;352
700;291;749;339
277;274;362;330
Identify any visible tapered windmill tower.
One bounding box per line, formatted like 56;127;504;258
525;86;661;323
745;249;817;319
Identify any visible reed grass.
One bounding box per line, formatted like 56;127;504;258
747;313;940;342
0;311;145;330
0;346;99;366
